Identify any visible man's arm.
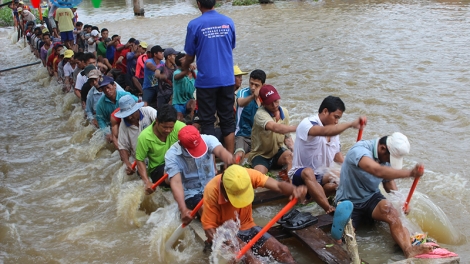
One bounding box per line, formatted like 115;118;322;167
182;54;195;72
383;180;398;193
284;136;294;152
263;177;307;201
136;160;155;194
308;116;366;137
237;93;257;108
358;156;424;181
145;60;157;72
213;145;235;165
169;173;193;225
119;149;135;175
265;121;297;135
333;152;344;164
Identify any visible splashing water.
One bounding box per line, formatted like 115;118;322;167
385;188;463;245
210;219;240;264
147;203;202;263
116;180;145;227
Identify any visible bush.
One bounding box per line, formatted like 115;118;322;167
0;7;41;27
232;0;260;6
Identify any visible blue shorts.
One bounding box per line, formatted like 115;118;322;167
173;103;187;114
142;86;158;105
60;31;74;42
291;167;323;186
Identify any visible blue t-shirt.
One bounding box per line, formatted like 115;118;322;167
165;135;221;200
184;10;236;88
235;87;258;138
143;58;158;89
126;51;137;77
106;45;116;63
336;139;390;204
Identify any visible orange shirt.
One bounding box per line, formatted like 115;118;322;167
201;169;269;231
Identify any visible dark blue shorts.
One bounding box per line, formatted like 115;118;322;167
185;193;203;210
350;192;386;228
142;85;158;106
237;226;272;252
291;167;323;186
60;31;74;42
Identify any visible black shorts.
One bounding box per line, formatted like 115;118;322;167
251;147;286;171
185;193;203;210
149;164;169;188
237;226;272;253
351;192;386;228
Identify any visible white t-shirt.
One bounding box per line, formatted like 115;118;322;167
289;114;341;177
87;38;96;53
117;106;157;158
75;71;87;90
64;62;76;78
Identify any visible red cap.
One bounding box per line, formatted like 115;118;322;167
178;125;207;158
259;84;281;105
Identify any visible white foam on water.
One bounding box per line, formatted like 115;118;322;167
147;203;201;263
116;180;145;227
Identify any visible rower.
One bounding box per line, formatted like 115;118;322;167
201;164;307;263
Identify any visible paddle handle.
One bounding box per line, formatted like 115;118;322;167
236;198;298;260
151;173;169;190
356;117;366;142
403;165;423;212
182;198;204;228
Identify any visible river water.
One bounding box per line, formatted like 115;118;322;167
0;0;469;263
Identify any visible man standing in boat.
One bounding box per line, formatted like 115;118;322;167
182;0;237;155
249;85;296;174
289;96;366;213
335;132;432;258
135;105;185;194
202;164;307;263
165;125;235;224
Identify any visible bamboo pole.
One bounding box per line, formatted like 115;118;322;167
344;219;360;264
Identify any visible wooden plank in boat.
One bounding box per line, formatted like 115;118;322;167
290;224;351;264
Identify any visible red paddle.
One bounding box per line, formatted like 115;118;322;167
131;161;137;170
165;198;204;250
151;173;169;190
236;198;298;260
403;165;424;212
356;117;366;142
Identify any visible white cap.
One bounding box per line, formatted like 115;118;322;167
91;30;99;37
386;132;410;169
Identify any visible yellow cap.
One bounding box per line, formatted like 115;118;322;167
64;50;74;59
223;165;253;208
234;65;248;76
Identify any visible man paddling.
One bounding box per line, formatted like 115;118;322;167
335;132;432;258
165;125;234;224
289;96;366;213
135;104;185;194
202;164;307;263
115;95;156;175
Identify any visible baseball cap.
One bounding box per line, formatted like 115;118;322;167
151;45;164;54
386;132;410;169
259;84;281;105
139;41;148;49
98;76;114;88
178;125;207;159
87;69;101;79
59;48;66;56
17;7;23;12
64;49;74;59
222;165;254;209
91;30;99;37
163;48;179;58
83;65;96;76
233;65;248;76
42;28;49;34
114;95;144;119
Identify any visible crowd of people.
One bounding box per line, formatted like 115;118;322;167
10;0;433;262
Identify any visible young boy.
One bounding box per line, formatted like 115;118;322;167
73;21;83;52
